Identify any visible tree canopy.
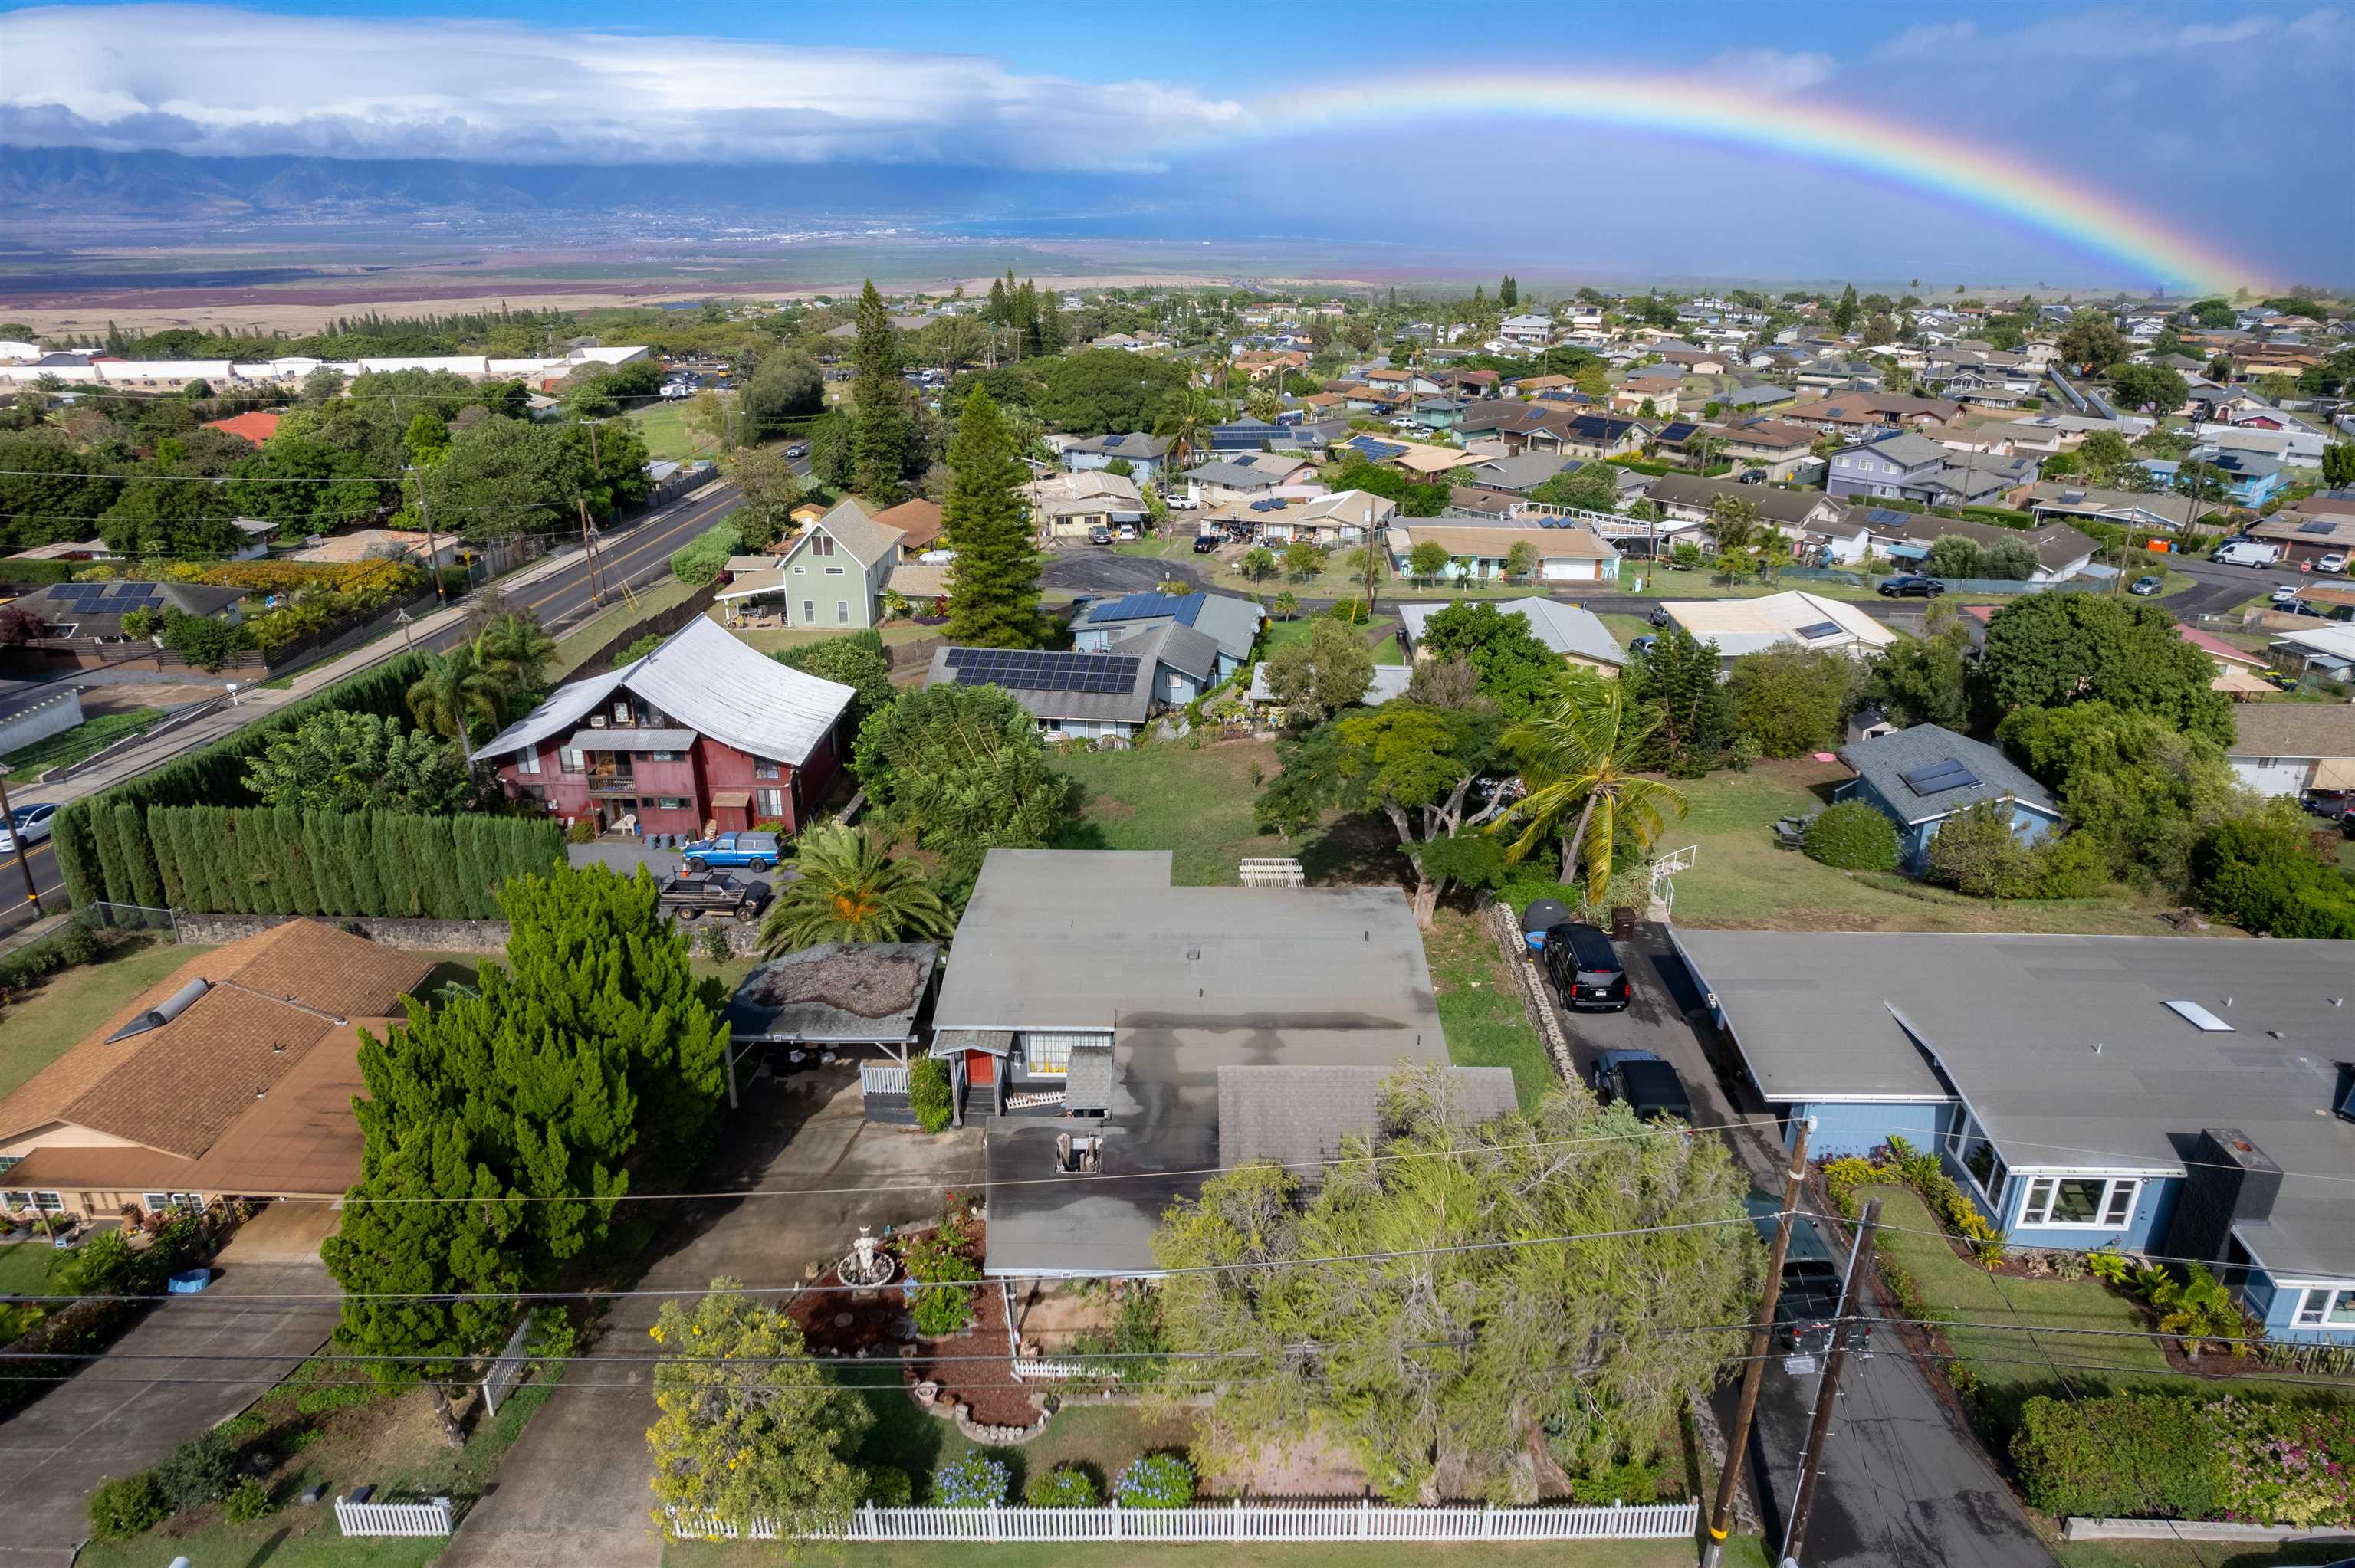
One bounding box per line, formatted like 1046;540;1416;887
771;629;895;730
940;385;1045;648
852;682;1077;888
1260;616;1375;726
1153;1063;1756;1503
244;710;475;814
757;824;953;954
1032;349;1191;435
1976;592;2231;745
1414;601;1562;721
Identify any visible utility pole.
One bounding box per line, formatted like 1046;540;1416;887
0;766;44;920
579;417;609;606
1701;1117;1811;1568
1780;1198;1881;1568
409;464;447;605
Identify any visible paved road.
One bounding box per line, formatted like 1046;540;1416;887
0;1259;339;1567
0;484;741;941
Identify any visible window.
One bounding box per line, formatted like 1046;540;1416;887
2018;1176;2139;1229
143;1192;169;1211
559;747;585;773
810;534;836;557
2290;1288;2355;1327
836;600;850;625
514;747;541;776
802;600;815;623
1;1192;28;1212
753;758;781;780
169;1192;200;1210
655;796;688;812
612;700;632;724
34;1192;63;1213
824;566;846;576
1023;1033;1102;1078
646;750;680;763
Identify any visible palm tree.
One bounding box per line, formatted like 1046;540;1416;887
471;612;557;708
406;648;505;746
1493;671;1688;899
1155;385;1219;475
757;825;953;956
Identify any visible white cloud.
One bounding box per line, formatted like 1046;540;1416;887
0;4;1246;169
1705;48;1835;94
1876;22;1979;59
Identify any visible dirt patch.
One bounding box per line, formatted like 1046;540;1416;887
1210;1425;1371;1498
907;1284;1040;1429
741;948;929;1019
1086;796;1136;822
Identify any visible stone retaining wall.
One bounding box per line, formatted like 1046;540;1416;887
173;910;764;956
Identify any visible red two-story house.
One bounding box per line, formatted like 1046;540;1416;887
470;617;856;838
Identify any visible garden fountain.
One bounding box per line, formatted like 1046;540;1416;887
835;1225;897;1291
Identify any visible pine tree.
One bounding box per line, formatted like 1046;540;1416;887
850;280;908;504
1832;283;1861;333
941;385;1044;648
275;806;322;914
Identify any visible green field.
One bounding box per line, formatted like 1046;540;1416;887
1425;907;1559;1110
1661;760;2189;934
0;934;210;1102
548;573;708;677
1260;615;1405;665
624;397;724;462
0;707;165;775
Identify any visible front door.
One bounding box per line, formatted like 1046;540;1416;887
965;1050;996;1086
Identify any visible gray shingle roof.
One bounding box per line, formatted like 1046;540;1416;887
1217;1064;1519;1175
1837;723;2060;825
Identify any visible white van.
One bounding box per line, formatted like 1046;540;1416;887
2213;539;2282;567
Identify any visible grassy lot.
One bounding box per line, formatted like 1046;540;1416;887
1424;906;1559;1110
1595;612;1654;651
0;933;209;1101
718;617;941;655
1862;1185;2349;1433
623;397;724;462
0;707;166;775
1116;535;1532;605
2053;1542;2347;1568
1662;759;2196;934
1261;615;1405;665
1051;736;1398;889
549;572;708;677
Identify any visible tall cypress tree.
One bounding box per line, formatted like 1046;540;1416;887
941;385;1043;648
849;280;908;504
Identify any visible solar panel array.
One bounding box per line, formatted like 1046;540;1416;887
1347;435;1406;461
1899;759;1979;797
946;647;1141;695
1795;620;1846;641
45;581;166;615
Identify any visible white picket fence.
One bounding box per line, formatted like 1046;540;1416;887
670;1497;1697;1543
335;1496;454;1537
481;1314;532;1417
860;1061;911;1096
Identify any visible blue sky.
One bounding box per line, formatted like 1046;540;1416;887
2;1;2348;288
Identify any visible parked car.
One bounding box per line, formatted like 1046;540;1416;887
659;873;772;922
2272;584;2304;606
1647;605;1673;627
785;443;809;458
1628;635;1657;658
1089;525;1112;545
1748;1195;1870;1358
1166;494;1197;510
1591;1048;1691;1122
2129;575;2163;596
1878;575;1946;599
679;831;783;873
1541;921;1631;1012
1738;468;1768;484
1192;533;1220;554
2319;553;2349;575
0;802;57;852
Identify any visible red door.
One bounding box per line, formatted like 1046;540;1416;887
966;1050;996;1086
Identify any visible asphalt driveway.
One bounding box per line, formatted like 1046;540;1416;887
0;1259;338;1566
439;1068;981;1568
1040;549;1204;598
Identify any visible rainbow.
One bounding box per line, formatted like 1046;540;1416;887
1196;72;2267;294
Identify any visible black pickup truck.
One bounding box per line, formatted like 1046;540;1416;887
658;873;773;922
1749;1193;1872;1358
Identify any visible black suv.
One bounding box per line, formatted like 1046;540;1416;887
1191;533;1220;553
1594;1049;1692;1121
1878;575;1946;599
1541;921;1631;1012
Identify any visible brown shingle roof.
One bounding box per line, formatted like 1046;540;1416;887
0;921;427;1161
2229;704;2355;759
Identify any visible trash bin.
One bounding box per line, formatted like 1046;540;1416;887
1611;905;1637;941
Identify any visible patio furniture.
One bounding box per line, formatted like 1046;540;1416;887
1772;812;1819;850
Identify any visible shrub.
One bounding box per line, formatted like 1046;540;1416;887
1024;1465;1099;1507
861;1465;913;1507
902;1202;982;1336
908;1056;954;1134
1803;801;1900;871
932;1455;1009;1508
2032;830;2110;899
222;1475;277;1523
151;1428;238;1511
669;522;744;586
0;915;113;996
2193;812;2355;938
2011;1394;2228;1520
1567;1458;1681;1505
565;817;599;844
87;1472;167;1538
1112;1453;1195;1508
1923;799;2041;898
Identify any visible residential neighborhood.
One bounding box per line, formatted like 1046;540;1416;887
0;8;2350;1568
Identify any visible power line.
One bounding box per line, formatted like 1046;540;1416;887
0;1212;1765;1308
1795;1208;2355;1271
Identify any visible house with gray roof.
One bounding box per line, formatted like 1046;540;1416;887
713;497;907;631
1671;928;2355;1347
1062;431;1174;480
923;619;1219;742
915;848;1503;1277
1072;589;1263;675
1834;723;2063;872
1398;596;1627;672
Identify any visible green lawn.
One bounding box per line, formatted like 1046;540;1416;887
0;934;209;1102
0;707;166;775
0;1240;57;1294
2054;1543;2345;1568
724;618;940;654
849;1388;1191;1502
1862;1185;2350;1434
669;1543;1768;1568
1052;736;1398;889
1424;907;1559;1110
1662;760;2189;934
624;398;724;462
1596;613;1654;651
1260;615;1404;666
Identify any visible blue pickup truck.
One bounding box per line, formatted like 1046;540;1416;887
679;831;783;873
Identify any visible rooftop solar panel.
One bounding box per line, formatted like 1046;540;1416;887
1899;760;1979;797
945;647;1140;695
1795;620;1845;640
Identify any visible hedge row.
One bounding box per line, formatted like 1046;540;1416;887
125;804;561;920
53;651;429;908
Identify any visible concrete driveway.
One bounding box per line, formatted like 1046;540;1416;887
0;1259;338;1567
439;1068;981;1568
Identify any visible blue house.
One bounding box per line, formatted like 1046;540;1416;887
1071;589;1263;681
1062;432;1174;481
1673;930;2355;1346
2140;451;2291;509
1835;724;2064;872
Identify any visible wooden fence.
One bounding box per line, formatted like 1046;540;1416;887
670;1498;1699;1543
335;1496;454;1537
